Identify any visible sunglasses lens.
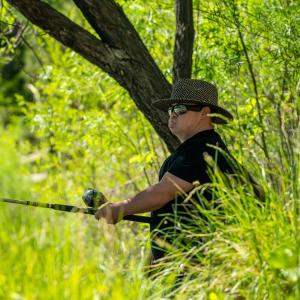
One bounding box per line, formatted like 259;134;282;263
174;105;188;114
168;105;188;116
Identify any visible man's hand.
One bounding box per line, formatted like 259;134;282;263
94;171;194;222
94;203;123;224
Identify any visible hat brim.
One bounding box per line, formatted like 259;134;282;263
152;98;234;124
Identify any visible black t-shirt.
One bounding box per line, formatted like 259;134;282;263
150;129;237;262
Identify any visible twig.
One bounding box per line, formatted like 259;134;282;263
20;35;45;71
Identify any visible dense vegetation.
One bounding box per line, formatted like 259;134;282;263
0;0;299;299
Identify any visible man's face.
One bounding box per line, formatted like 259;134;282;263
168;104;205;137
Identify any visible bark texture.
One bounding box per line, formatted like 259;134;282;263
173;0;194;83
7;0;194;152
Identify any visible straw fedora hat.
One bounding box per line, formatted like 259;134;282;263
153;79;233;124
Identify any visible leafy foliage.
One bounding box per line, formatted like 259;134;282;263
0;0;299;298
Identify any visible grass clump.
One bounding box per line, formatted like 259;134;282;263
150;141;300;300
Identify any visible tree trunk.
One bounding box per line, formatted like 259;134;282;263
7;0;194;152
173;0;194;83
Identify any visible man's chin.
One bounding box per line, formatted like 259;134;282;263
169;126;177;134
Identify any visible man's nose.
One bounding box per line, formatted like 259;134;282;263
169;112;178;118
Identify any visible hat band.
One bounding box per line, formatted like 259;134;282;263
170;89;217;106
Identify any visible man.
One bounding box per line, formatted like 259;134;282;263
95;79;240;264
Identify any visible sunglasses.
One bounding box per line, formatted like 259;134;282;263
168;104;204;116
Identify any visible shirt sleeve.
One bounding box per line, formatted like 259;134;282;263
167;145;211;184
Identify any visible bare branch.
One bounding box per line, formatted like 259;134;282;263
172;0;194;83
0;20;23;48
72;0;150;58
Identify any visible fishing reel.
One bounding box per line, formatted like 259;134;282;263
82;188;107;208
82;188;151;223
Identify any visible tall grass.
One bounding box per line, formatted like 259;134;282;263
0;125;167;299
1;118;300;300
1;122;299;299
150;136;300;299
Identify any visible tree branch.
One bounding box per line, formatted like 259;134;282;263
172;0;194;83
7;0;180;152
72;0;152;60
6;0;124;76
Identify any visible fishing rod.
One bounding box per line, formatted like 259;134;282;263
0;188;152;224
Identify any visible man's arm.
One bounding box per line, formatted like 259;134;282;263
95;171;194;224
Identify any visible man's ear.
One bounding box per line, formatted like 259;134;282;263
202;106;211;116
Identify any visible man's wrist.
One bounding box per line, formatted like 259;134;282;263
111;201;127;221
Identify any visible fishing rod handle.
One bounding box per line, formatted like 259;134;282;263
82;206;151;224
